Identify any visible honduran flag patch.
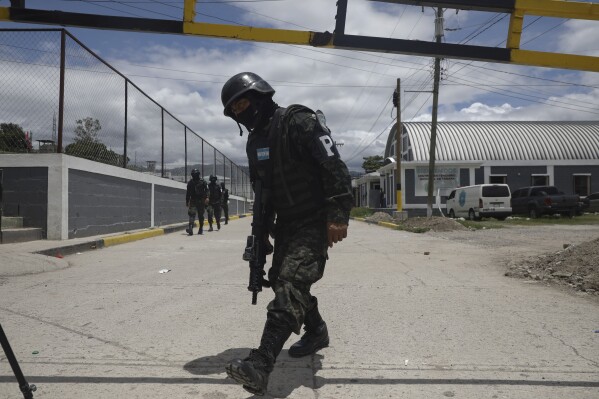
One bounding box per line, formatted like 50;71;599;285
257;147;270;161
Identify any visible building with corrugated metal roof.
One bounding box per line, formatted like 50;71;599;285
354;121;599;214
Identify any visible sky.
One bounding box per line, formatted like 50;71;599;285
1;0;598;171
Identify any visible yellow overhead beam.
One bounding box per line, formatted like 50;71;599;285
1;2;598;72
516;0;599;20
507;10;525;49
183;22;330;46
512;49;599;71
183;0;196;23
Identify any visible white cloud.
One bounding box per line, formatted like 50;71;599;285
459;102;521;118
557;20;599;56
2;2;598;172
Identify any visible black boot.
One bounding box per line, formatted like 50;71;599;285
197;225;203;235
186;222;194;236
217;221;221;230
226;319;292;396
208;224;213;232
288;300;329;358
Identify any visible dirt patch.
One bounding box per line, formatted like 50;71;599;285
505;237;599;296
364;214;468;232
361;215;599;298
399;216;468;232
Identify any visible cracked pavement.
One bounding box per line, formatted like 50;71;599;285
1;218;598;398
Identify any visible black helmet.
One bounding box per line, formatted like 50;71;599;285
220;182;225;188
209;174;217;182
191;168;200;179
221;72;275;117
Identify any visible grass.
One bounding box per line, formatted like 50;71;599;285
456;213;599;229
350;207;374;218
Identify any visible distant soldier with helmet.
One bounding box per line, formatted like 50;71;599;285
206;175;222;231
220;182;230;225
186;169;208;235
221;72;353;396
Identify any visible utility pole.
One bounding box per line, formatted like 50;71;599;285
394;78;402;212
427;7;443;218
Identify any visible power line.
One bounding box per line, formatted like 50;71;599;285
445;76;599;115
338;5;408;133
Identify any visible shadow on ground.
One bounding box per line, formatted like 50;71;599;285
184;347;324;398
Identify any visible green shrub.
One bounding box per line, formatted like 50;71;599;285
350;207;374;218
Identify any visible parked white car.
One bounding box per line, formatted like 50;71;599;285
446;184;512;220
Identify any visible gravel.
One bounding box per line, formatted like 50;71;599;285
424;223;599;299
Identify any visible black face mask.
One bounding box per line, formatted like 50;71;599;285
236;102;259;130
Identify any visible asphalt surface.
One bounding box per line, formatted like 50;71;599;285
1;218;598;398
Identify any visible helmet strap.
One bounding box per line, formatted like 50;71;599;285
236;121;244;136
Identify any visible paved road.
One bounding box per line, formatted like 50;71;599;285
1;219;598;398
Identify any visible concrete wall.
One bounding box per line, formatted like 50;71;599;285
0;154;250;240
459;168;470;186
475;167;484;185
69;169;152;238
554;165;599;194
490;165;548;191
155;185;186;227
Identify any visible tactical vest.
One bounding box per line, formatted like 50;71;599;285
209;183;222;204
189;178;207;202
247;106;325;221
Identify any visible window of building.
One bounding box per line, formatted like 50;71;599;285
489;175;507;184
573;174;591;196
531;175;549;186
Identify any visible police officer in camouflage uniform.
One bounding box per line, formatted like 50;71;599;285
186;169;208;235
221;72;353;396
206;174;222;231
220;182;229;225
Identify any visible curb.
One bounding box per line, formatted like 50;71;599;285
36;213;253;258
350;216;399;230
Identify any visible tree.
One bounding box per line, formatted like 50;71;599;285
361;155;384;173
0;123;30;153
74;117;101;143
65;117;124;167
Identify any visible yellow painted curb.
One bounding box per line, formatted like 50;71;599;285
103;229;165;247
378;221;399;229
353;217;366;222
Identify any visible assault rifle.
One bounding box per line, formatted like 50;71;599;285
242;179;271;304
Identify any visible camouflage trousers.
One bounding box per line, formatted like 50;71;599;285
188;202;205;226
267;217;328;334
221;202;229;222
206;204;221;225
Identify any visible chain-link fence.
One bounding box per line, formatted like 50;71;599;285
0;29;252;199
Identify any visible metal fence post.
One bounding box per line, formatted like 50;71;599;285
184;126;188;179
161;108;164;177
57;29;66;153
124;80;128;168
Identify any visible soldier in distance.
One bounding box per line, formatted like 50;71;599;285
206;174;222;231
185;169;208;235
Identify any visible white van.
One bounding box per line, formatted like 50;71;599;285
446;184;512;220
